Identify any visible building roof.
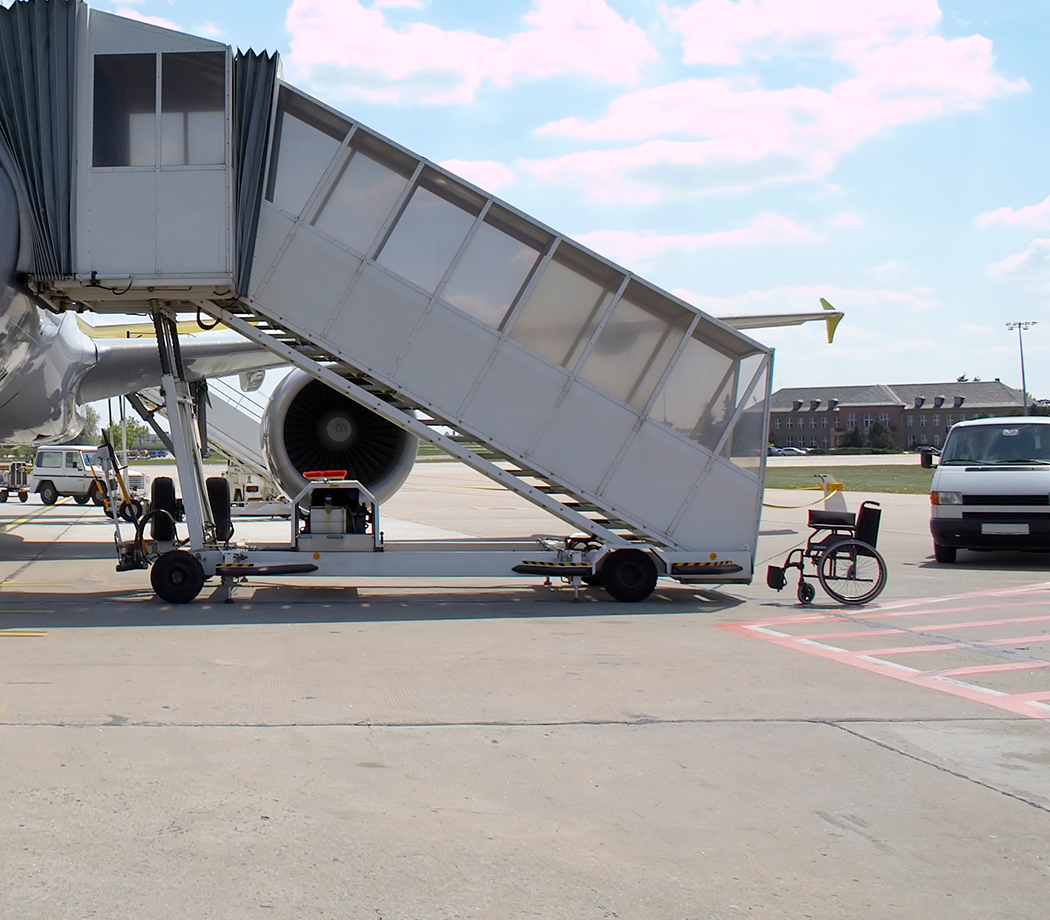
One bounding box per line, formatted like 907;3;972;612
770;380;1024;412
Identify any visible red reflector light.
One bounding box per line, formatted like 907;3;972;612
304;470;348;480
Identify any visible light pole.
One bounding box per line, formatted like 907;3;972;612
1005;321;1036;415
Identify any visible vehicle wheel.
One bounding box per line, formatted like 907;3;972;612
89;481;106;506
600;549;658;602
150;551;206;604
74;494;91;505
206;477;234;542
151;477;177;541
39;482;58;505
818;539;886;605
797;580;816;605
0;489;7;503
119;499;144;522
933;543;956;564
582;572;603;587
18;491;28;503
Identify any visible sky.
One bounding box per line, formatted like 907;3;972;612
26;0;1050;397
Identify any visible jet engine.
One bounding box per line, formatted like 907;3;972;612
260;369;419;504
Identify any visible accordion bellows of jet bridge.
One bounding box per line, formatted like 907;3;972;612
1;0;773;598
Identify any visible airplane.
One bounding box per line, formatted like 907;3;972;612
0;0;841;508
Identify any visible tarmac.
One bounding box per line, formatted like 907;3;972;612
1;461;1048;919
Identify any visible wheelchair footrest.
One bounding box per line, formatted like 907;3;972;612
766;565;787;591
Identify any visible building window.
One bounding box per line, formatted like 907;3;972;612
908;435;916;446
863;414;874;427
810;437;817;447
920;434;928;445
786;418;792;429
822;436;829;448
907;415;914;427
920;415;927;427
786;436;794;447
879;413;890;426
933;414;941;427
946;414;953;426
822;417;828;428
934;434;942;447
773;418;780;430
846;413;856;428
810;417;816;428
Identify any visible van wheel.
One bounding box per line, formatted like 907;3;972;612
933;543;956;564
74;494;91;505
39;482;58;505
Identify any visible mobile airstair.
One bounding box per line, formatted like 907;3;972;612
4;3;773;602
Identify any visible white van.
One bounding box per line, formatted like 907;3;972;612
29;445;150;506
928;417;1050;563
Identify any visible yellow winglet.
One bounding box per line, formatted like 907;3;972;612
819;298;844;344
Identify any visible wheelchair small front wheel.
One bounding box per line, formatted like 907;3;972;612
817;539;886;605
797;580;816;605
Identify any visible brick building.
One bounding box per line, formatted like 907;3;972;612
769;380;1026;450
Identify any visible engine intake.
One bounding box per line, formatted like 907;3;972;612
261;370;418;504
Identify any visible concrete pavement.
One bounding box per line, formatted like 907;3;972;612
1;462;1047;919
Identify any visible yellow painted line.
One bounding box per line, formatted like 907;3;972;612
0;502;66;532
0;631;48;637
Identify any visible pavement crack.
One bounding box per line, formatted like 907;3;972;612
828;721;1050;814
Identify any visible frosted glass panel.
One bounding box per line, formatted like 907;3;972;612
377;186;475;293
161;52;226;166
93;54;156;167
650;334;735;436
725;361;769;475
313;152;408;254
736;352;766;406
442;220;541;327
509;259;610;367
269;114;342;216
580;297;689;409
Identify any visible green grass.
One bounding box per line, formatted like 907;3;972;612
764;464;934;494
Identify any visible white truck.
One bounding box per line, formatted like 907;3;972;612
927;417;1050;563
28;445;150;506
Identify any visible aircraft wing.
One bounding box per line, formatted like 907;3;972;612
720;299;844;344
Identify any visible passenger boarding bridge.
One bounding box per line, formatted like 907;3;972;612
1;1;772;601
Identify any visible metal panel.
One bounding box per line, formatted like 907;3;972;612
460;343;566;456
247;203;295;300
157;168;228;273
84;169;156;272
325;263;430;378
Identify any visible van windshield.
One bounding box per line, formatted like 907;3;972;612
941;423;1050;465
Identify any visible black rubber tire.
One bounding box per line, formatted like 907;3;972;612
89;481;106;506
818;539;887;606
0;489;7;503
18;491;27;503
74;494;91;505
933;543;956;564
582;573;603;587
797;581;816;605
119;499;144;522
151;477;178;541
206;477;234;542
39;482;58;505
600;549;658;602
150;551;206;604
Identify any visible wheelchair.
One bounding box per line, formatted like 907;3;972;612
766;500;887;605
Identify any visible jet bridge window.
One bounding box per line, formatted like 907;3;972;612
440;207;546;328
508;249;618;369
311;137;413;256
161;52;226;166
266;89;350;217
579;290;691;410
376;176;483;294
93;54;157;167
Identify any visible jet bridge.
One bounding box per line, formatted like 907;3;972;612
3;3;772;602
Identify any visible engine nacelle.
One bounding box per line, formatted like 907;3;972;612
261;369;418;504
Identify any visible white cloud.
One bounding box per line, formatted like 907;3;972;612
285;0;657;105
526;1;1025;202
575;214;822;265
975;193;1050;229
439;159;519;192
987;238;1050;290
374;0;425;8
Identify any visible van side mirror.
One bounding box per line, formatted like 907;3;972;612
920;451;934;469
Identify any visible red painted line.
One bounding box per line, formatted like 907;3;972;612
936;661;1050;678
861;635;1050;657
917;614;1050;632
801;628;905;639
1012;691;1050;702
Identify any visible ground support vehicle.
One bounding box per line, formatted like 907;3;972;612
28;444;150;514
0;460;30;502
927;418;1050;563
766;501;886;605
111;311;764;604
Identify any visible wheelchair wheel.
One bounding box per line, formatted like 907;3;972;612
817;539;886;606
